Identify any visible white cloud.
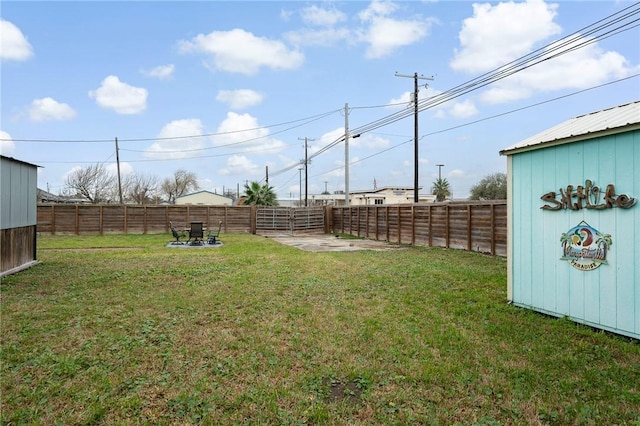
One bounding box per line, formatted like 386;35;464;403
0;19;33;61
106;161;134;177
141;64;175;79
357;0;433;59
284;27;351;47
145;119;206;159
88;75;148;114
448;169;466;178
213;112;287;154
352;134;391;150
301;5;347;26
448;99;478;119
178;28;304;75
0;130;15;155
216;89;264;109
480;35;637;104
28;97;76;122
219;154;260;176
450;0;561;73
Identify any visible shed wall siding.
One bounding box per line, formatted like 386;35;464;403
1;157;38;229
510;131;639;338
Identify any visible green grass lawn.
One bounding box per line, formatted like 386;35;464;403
1;234;638;425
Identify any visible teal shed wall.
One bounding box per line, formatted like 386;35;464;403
507;130;639;339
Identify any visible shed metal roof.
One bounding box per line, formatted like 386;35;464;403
500;100;640;155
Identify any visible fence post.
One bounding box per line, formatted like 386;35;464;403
467;204;472;251
324;205;332;234
375;206;379;240
411;205;415;245
250;205;257;234
75;205;79;235
397;205;401;244
51;205;56;235
491;203;496;255
445;204;450;249
124;205;128;234
365;206;369;238
428;205;432;247
386;206;390;242
100;205;104;235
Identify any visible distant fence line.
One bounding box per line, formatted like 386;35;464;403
36;201;507;256
330;201;506;256
36;204;254;235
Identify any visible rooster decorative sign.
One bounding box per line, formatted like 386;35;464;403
560;221;612;271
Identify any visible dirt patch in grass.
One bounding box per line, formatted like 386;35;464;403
324;378;363;404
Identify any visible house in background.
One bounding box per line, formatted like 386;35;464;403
295;187;437;207
501;101;639;339
1;156;40;277
175;190;233;206
349;186;436;205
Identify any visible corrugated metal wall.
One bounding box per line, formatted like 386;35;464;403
0;156;39;276
1;156;38;230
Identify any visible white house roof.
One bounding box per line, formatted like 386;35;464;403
176;190;232;200
350;186;419;194
500;100;640;155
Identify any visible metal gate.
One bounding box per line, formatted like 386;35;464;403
256;207;325;235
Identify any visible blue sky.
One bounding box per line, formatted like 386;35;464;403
1;0;639;199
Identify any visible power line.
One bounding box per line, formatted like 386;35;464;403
3;109;341;143
305;74;639;181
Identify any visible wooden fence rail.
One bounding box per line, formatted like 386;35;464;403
36;204;254;235
330;201;507;256
36;201;507;256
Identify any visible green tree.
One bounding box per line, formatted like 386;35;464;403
469;172;507;200
432;178;451;202
242;181;279;206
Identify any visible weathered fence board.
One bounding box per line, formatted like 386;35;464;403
331;202;506;256
36;201;507;256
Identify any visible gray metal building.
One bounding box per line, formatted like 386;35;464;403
1;155;40;277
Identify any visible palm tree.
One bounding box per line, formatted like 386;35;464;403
595;232;613;260
243;181;279;206
432;178;451;202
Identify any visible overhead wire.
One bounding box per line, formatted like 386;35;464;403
3;108;342;143
305;73;639;181
349;2;640;136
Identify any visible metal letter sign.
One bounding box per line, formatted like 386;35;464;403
560;221;612;271
541;180;636;210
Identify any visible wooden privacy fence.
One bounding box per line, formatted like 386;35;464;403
330;201;507;256
36;204;254;235
36;201;507;256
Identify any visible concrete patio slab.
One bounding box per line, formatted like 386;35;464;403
264;234;402;252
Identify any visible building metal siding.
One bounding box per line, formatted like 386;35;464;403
508;131;639;339
1;156;38;230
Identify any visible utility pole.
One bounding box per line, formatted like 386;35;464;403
265;165;269;186
344;103;350;206
436;164;445;180
395;72;434;203
298;167;303;206
299;137;314;207
115;137;123;204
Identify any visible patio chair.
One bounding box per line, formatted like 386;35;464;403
207;221;223;245
187;221;204;245
169;221;186;245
